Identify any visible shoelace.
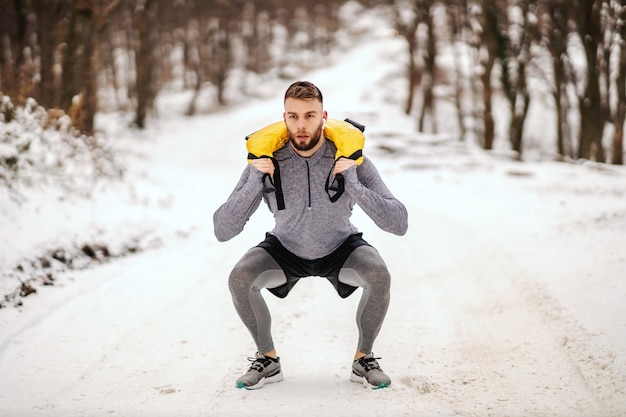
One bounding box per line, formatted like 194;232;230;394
357;356;383;372
247;356;275;372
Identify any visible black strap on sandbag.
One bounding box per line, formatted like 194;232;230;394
324;149;363;202
250;155;285;210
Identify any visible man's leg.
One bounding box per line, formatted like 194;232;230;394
339;245;392;388
338;245;391;356
228;247;286;355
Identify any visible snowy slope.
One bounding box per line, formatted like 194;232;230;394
1;6;626;417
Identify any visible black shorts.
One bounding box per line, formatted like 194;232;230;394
257;233;371;299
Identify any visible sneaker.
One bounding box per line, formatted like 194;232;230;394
236;353;283;390
350;353;391;389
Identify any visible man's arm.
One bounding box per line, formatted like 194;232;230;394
340;157;408;236
213;165;265;242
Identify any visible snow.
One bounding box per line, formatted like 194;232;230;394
1;6;626;417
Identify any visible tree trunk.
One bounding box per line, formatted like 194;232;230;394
481;57;495;150
612;5;626;165
1;0;30;104
419;5;436;133
31;1;69;109
134;0;158;129
614;115;625;165
553;56;567;158
78;10;96;135
405;36;420;116
214;23;231;107
510;90;530;156
388;0;420;116
61;1;83;112
503;0;531;158
446;2;468;141
543;0;572;159
477;0;501;150
577;0;605;161
418;73;433;132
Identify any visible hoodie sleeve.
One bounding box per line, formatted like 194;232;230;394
213;165;265;242
342;157;408;236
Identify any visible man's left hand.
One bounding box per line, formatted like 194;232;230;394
333;158;356;175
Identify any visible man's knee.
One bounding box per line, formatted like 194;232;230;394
341;246;391;289
228;247;284;294
229;248;264;293
345;246;389;273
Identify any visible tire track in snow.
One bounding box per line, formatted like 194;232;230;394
374;195;624;417
515;277;626;416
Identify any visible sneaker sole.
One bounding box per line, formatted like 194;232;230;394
350;371;390;389
236;370;284;390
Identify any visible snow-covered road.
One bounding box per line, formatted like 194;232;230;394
1;168;624;416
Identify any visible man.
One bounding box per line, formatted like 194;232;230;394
213;81;408;390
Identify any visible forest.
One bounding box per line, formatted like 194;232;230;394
1;0;624;165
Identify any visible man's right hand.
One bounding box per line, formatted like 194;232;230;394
250;158;275;178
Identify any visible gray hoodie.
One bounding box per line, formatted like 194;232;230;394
213;140;408;260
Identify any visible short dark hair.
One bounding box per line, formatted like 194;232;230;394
284;81;323;103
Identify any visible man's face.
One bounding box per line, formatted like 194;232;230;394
283;97;327;153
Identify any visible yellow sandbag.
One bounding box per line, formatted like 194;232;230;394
246;118;365;165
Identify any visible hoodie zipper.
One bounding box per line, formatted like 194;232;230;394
305;161;312;208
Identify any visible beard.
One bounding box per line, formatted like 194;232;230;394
288;121;324;152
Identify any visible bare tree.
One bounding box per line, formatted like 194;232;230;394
613;3;626;165
60;0;122;134
388;0;422;115
537;0;573;159
134;0;158;128
183;16;203;116
501;0;532;157
242;3;272;75
1;0;32;104
208;15;235;106
418;1;438;133
445;0;471;140
473;0;506;150
574;0;606;161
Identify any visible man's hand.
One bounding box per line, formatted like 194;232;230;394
333;158;356;175
250;158;275;177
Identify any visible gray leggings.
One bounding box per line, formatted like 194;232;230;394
228;245;391;354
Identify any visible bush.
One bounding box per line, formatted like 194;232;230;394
0;94;123;195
